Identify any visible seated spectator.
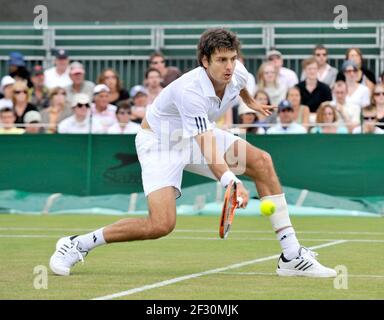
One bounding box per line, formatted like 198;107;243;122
40;87;72;133
65;61;95;106
28;65;49;110
266;49;298;88
267;100;307;134
91;84;117;133
296;57;332;115
97;68;129;106
352;105;384;134
336;47;376;91
24;110;44;134
256;61;287;106
107;101;140;134
129;85;149;124
254;89;275;125
372;84;384;129
342;60;371;109
236;101;265;134
0;107;25;134
58;94;103;134
330;80;360;132
301;45;338;88
12;81;37;126
8;52;32;87
144;68;163;105
310;102;348;134
149;51;182;87
286;87;310;129
44;49;72;89
0;75;15;109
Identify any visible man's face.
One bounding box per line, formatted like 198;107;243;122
363;110;377;133
3;84;13;99
55;58;69;73
116;108;131;124
305;62;318;80
31;74;45;87
94;92;109;110
150;56;166;75
73;103;89;118
333;85;347;102
268;55;283;69
314;49;327;66
202;49;237;87
70;72;84;85
279;108;294;124
25;122;41;134
0;111;16;128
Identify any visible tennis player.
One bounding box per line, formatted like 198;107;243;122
50;28;336;278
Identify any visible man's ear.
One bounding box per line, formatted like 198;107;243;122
202;55;209;69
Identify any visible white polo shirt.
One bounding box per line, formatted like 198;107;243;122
107;121;140;134
44;67;72;89
90;103;117;133
58;114;104;134
146;60;248;139
267;122;307;134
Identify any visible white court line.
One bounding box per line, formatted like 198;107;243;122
219;271;384;279
92;240;347;300
1;227;384;236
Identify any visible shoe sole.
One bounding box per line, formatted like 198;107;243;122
276;269;337;278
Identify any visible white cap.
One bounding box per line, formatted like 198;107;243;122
1;75;16;93
0;99;13;110
238;100;257;116
129;85;148;98
24;110;42;123
72;93;90;107
93;84;110;95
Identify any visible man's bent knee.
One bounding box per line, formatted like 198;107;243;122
146;218;176;239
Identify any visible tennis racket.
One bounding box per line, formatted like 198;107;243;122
219;180;243;239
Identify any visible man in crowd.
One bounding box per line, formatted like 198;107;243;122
266;49;298;88
44;49;72;89
149;51;182;87
65;61;95;106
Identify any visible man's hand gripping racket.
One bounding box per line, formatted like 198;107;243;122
219;180;249;239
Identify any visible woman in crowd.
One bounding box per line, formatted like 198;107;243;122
12;81;37;125
372;83;384;129
97;68;129;106
237;101;265;135
286;86;310;129
256;61;287;106
337;47;376;91
40;87;72;133
310;102;348;134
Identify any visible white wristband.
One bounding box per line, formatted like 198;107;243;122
220;170;241;188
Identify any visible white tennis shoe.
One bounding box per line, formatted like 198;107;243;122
49;236;87;276
276;247;337;278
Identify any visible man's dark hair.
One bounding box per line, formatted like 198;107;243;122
149;51;165;63
313;44;328;55
197;28;240;68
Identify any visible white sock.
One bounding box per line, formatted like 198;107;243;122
277;226;300;260
73;227;106;252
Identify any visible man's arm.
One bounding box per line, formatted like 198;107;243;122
239;88;275;116
195;130;249;207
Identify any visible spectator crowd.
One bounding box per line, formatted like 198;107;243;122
1;45;384;135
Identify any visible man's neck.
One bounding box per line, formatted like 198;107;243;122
72;83;83;91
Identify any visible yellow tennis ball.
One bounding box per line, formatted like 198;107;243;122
260;200;276;216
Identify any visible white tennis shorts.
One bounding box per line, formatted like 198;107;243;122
135;127;243;198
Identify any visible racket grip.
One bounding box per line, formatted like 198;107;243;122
237;197;243;207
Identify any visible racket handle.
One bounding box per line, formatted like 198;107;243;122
237;197;243;207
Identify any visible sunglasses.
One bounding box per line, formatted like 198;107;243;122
151;60;165;65
344;69;357;74
117;111;131;115
374;92;384;96
14;90;28;95
76;103;89;108
364;116;377;121
315;53;327;56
